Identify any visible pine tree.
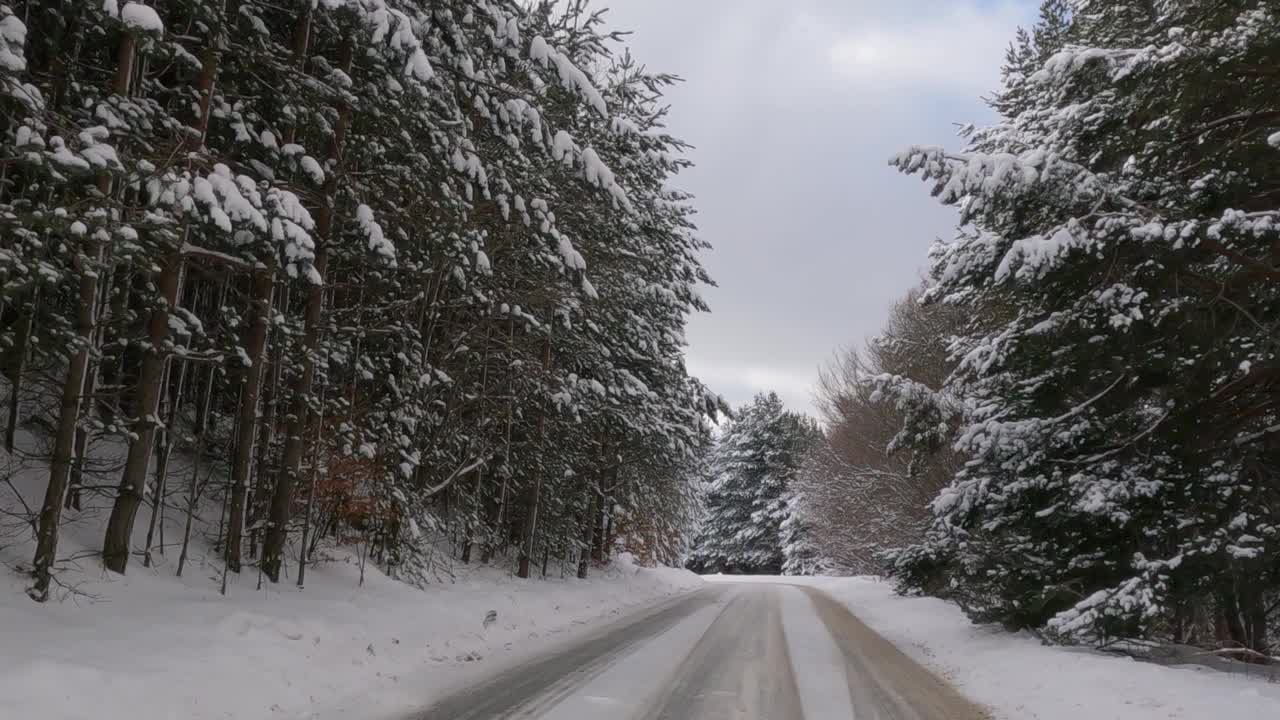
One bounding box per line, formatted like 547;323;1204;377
779;491;832;576
888;0;1280;650
3;0;720;598
689;392;818;574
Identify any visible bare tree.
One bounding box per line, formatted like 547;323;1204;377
794;286;969;573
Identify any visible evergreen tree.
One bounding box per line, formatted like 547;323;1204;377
2;0;721;599
887;0;1280;651
779;491;833;577
689;392;818;574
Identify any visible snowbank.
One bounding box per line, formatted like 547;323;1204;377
0;550;700;720
807;576;1280;720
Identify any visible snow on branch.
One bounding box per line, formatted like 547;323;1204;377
890;145;1104;212
421;453;493;499
529;35;608;118
356;204;396;267
550;130;633;212
147;165;320;283
120;2;164;33
322;0;434;84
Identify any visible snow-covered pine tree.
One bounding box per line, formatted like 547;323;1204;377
779;491;834;576
4;0;719;598
689;392;818;574
887;0;1280;650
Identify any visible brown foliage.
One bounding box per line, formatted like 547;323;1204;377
795;286;968;573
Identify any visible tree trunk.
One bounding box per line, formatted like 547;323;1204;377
604;510;616;560
29;241;102;600
248;295;282;558
98;263;133;428
460;326;492;565
296;382;327;588
1240;585;1269;655
1217;588;1248;649
261;257;325;582
483;322;517;565
460;463;482;564
262;36;353;583
517;479;541;579
592;496;606;563
517;327;554;579
69;259;115;511
142;349;188;567
5;290;36;453
577;481;598;579
224;269;274;573
102;253;183;574
480;481;504;564
66;351;97;512
176;362;217;577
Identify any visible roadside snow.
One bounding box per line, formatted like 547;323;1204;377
805;576;1280;720
0;411;701;720
0;553;700;720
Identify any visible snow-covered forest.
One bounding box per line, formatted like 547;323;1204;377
782;0;1280;660
0;0;724;601
4;0;1280;713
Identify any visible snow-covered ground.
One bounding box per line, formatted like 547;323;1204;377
796;576;1280;720
0;550;700;720
0;413;702;720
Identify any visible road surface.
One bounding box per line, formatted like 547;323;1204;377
419;581;988;719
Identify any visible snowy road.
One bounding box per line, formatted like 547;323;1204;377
419;581;988;719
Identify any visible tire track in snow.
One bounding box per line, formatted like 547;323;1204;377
637;584;805;720
418;586;723;720
533;599;727;719
779;584;859;720
799;585;991;720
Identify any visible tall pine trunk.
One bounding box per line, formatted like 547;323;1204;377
5;289;36;453
70;257;115;511
460;326;492;564
142;346;189;567
177;363;217;577
482;320;517;565
30;242;103;600
224;269;274;572
248;304;282;558
262;36;353;582
577;479;598;579
31;30;136;595
295;381;327;588
260;251;325;582
102;254;183;573
517;327;553;579
65;264;107;512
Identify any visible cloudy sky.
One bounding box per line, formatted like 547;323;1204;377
602;0;1034;414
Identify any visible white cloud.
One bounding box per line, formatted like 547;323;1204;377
825;3;1028;94
600;0;1035;416
605;1;1028;109
688;359;817;413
